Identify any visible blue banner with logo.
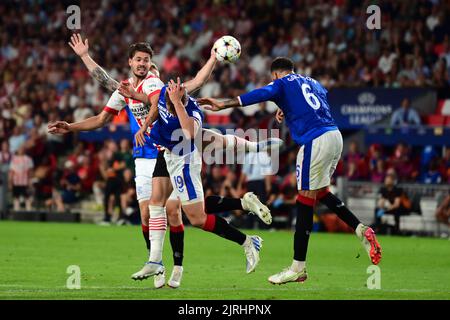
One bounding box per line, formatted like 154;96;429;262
327;88;434;129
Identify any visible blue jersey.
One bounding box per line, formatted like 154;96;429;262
150;86;203;156
104;73;163;159
239;74;338;146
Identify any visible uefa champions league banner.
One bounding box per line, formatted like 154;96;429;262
327;88;435;129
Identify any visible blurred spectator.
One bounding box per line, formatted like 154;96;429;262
204;166;224;197
378;48;397;75
420;159;443;184
32;156;55;209
374;172;411;235
435;191;450;228
390;98;422;126
269;172;297;229
8;126;26;154
120;168;138;225
439;148;450;183
0;140;12;171
9;146;34;211
344;141;365;180
53;160;82;212
73;101;94;123
254;102;270;121
102;165;125;224
370;159;386;183
114;139;134;173
388;143;419;182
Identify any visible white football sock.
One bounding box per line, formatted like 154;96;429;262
355;223;365;237
225;135;258;152
291;260;306;272
148;205;167;263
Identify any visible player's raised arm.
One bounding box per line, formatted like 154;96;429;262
48;111;114;134
183;49;217;95
198;81;281;112
169;78;199;139
69;33;119;92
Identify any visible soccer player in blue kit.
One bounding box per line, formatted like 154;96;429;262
199;57;382;285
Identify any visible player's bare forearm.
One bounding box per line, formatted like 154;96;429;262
185;55;217;94
221;98;241;109
173;100;197;138
76;51;119;92
69;112;113;132
131;91;149;104
90;65;120;92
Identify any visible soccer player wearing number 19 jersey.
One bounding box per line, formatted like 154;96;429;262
198;57;382;285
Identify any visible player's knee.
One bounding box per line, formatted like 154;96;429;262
166;204;181;226
149;196;165;207
190;215;206;228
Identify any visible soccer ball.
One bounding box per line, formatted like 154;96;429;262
213;35;241;63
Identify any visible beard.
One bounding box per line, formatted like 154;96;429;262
134;68;148;78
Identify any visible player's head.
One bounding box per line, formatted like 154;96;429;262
270;57;294;80
128;42;154;78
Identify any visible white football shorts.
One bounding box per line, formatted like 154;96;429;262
164;149;204;205
296;130;343;191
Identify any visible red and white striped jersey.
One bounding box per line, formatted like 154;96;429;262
10;155;34;186
103;71;164;159
103;71;164;131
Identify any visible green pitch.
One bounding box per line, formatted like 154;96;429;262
0;221;449;300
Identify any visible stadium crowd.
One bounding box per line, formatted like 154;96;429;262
1;0;449;226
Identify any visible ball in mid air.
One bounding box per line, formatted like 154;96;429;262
213;35;241;63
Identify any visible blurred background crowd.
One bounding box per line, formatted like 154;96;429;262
0;0;449;228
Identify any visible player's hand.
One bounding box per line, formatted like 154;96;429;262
197;97;225;112
210;47;217;61
134;126;147;147
275;109;284;123
118;80;136;99
167;77;186;103
68;33;89;57
48;121;71;134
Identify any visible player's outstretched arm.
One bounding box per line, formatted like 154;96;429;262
197;97;240;111
198;82;280;112
183;49;217;94
169;78;199;139
48;111;113;134
69;33;119;92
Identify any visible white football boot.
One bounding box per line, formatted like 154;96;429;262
243;235;263;273
131;261;165;281
268;267;308;285
168;266;184;288
154;269;166;289
242;192;272;225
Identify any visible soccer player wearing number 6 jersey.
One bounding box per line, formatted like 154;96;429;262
198;57;382;285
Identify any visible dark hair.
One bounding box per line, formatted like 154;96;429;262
270;57;294;72
128;42;154;59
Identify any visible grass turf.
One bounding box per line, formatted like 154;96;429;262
0;221;449;300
